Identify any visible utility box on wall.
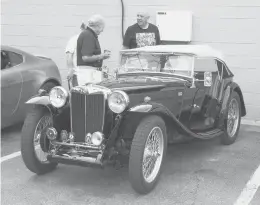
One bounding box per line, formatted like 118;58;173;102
156;10;193;42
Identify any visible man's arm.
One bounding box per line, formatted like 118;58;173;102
122;27;131;49
65;37;76;68
65;37;77;79
82;54;103;62
66;53;74;68
80;35;109;62
156;26;161;45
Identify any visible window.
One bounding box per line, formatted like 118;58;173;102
1;50;23;70
162;55;193;77
194;58;218;73
216;60;230;79
119;53;162;73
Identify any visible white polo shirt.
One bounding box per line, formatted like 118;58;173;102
65;34;79;69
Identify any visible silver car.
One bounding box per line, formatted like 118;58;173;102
1;45;62;129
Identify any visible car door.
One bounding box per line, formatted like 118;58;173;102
178;86;198;127
1;50;24;123
188;58;222;131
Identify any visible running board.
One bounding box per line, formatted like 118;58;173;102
194;128;224;140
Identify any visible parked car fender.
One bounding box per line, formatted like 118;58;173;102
24;65;61;93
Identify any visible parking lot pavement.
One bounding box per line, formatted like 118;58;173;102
250;189;260;205
1;124;260;205
1;123;23;157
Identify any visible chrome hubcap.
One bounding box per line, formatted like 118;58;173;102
227;98;239;137
142;127;164;183
34;115;52;163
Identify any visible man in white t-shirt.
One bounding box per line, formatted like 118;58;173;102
65;22;86;87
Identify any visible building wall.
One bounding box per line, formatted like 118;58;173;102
2;0;260;122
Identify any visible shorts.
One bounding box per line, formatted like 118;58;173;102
75;66;103;85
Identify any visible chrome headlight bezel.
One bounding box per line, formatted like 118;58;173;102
49;86;69;108
91;132;104;146
108;90;129;114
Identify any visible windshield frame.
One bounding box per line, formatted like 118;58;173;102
118;51;195;81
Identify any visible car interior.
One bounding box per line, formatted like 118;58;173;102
1;51;11;70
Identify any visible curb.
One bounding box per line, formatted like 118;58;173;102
241;119;260;133
241;119;260;127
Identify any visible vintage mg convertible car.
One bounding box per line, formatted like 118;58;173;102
21;45;246;194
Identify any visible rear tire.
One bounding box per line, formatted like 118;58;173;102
21;105;58;175
129;115;167;194
221;91;241;145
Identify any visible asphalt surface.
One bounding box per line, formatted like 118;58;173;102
1;124;260;205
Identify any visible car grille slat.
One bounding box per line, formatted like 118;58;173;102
85;94;105;133
71;91;105;142
71;92;86;141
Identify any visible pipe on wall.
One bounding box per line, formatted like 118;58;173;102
120;0;125;40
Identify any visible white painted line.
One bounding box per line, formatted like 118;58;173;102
234;164;260;205
0;151;21;163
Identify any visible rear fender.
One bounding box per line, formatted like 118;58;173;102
218;82;246;127
229;82;246;117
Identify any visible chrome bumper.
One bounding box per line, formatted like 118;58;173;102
47;153;103;168
48;140;105;168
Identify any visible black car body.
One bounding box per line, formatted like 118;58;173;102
21;45;246;194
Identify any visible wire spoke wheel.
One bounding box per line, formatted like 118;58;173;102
227;98;239;137
21;106;58;175
142;127;164;183
128;115;167;194
33;115;52;163
221;91;241;145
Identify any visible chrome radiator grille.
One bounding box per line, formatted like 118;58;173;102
70;91;105;142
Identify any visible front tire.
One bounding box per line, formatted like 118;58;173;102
129;115;167;194
221;91;241;145
21;105;58;175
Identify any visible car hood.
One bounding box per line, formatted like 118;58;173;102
98;76;186;94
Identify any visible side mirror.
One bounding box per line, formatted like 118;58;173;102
204;72;213;87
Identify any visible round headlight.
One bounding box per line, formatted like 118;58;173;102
108;90;129;113
49;86;68;108
91;132;104;146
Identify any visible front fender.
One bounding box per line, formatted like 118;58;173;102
128;102;179;119
117;102;182;140
117;101;221;141
128;104;153;112
26;95;50;105
26;95;55;115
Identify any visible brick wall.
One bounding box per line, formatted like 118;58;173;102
2;0;260;121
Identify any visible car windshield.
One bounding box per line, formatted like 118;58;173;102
118;53;193;77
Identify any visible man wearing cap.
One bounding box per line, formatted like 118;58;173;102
76;14;110;85
65;22;86;88
123;12;161;49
